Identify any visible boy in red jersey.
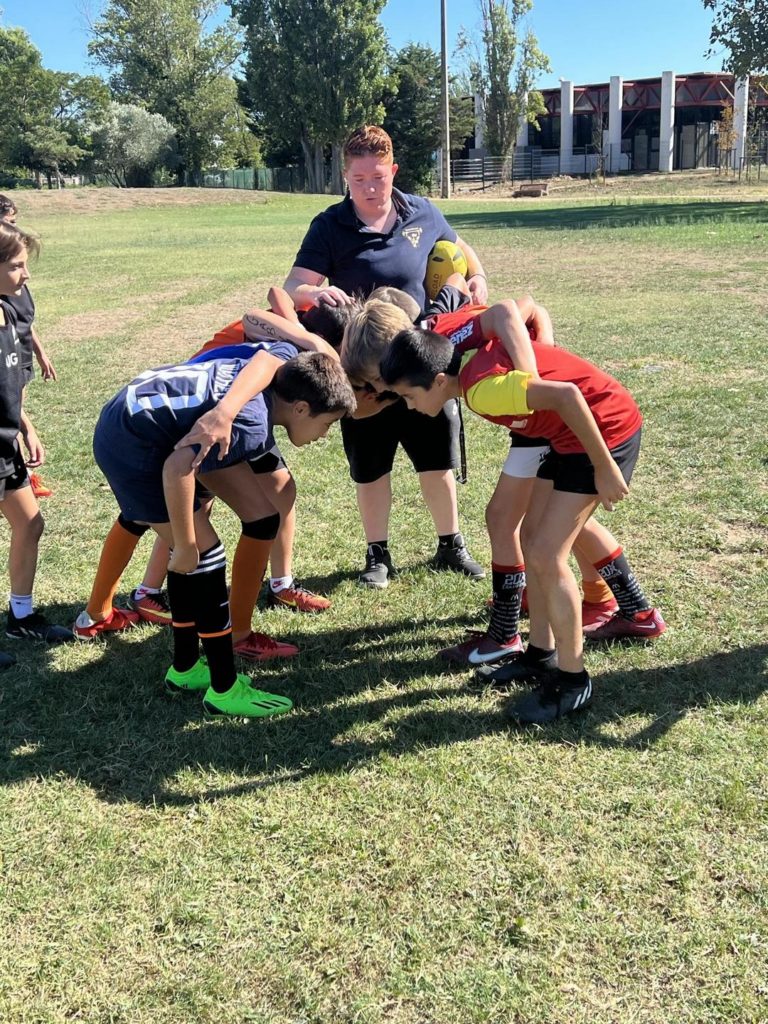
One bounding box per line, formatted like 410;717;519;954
379;316;656;725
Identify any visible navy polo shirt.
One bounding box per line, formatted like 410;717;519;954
294;188;457;312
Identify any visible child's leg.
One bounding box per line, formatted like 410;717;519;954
521;481;597;673
201;463;296;654
357;474;393;543
136;535;170;593
0;485;43;598
85;514;148;621
1;479;73;643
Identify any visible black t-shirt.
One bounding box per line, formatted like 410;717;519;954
294;189;457;312
2;285;34;369
0;300;24;477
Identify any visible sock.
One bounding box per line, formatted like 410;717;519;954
555;667;589;689
593;547;652;617
10;593;33;619
368;539;388;552
438;532;461;548
166;570;200;674
134;584;161;601
582;579;614;605
86;516;146;621
522;643;558;667
488;563;525;644
190;543;235;694
270;575;293;594
230;515;280;635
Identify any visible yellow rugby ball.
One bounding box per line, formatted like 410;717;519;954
425;240;468;300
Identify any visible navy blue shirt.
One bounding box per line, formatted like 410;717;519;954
0;300;23;476
294;189;457;312
95;353;292;477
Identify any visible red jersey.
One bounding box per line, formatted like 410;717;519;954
434;308;642;454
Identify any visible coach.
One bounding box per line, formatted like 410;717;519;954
283;125;488;589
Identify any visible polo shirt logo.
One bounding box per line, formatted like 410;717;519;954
402;227;422;248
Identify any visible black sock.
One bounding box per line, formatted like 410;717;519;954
167;570;200;673
368;540;388;552
190;543;237;694
594;547;651;617
555;667;589;688
488;562;525;644
438;532;461;548
522;643;558;667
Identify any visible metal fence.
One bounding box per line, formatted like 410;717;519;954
186;165;312;192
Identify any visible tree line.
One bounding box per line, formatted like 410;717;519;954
1;0;763;192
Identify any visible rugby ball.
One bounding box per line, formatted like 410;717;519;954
425;240;468;300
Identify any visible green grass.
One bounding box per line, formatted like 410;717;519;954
1;185;767;1024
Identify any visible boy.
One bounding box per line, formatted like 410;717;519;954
92;348;355;717
379;322;648;725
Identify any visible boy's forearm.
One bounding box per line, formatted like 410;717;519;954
162;449;197;549
266;286;300;324
481;301;539;377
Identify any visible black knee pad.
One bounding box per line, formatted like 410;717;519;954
241;513;280;541
118;514;149;538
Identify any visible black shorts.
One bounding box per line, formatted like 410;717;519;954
340;398;460;484
0;446;31;500
537;428;642;495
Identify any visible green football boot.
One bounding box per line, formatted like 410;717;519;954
202;673;293;718
164;657;211;695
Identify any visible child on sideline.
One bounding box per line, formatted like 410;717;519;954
0;195;57;499
92;348;355;717
379;320;651;725
0;221;73;665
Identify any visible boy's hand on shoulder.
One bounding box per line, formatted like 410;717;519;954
175;408;233;468
168;544;199;575
595;462;629;512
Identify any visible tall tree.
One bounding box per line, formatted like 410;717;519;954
235;0;387;193
0;28;109;185
382;44;477;193
91;102;178;186
457;0;549;157
88;0;242;179
704;0;768;76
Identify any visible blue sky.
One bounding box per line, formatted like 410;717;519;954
1;0;723;89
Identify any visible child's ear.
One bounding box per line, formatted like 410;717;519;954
292;400;310;418
434;372;448;391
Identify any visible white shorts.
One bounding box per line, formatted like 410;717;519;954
501;443;550;479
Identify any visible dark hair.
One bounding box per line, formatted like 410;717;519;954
273;352;357;416
0;194;18;220
300;302;359;351
0;221;39;264
380;327;461;388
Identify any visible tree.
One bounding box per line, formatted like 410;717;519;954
0;27;109;185
704;0;768;76
383;44;442;193
457;0;550;158
235;0;387;193
90;102;178;186
88;0;242;179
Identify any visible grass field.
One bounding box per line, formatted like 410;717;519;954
1;181;767;1024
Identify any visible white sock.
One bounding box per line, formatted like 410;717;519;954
10;593;34;619
134;584;161;600
270;576;293;593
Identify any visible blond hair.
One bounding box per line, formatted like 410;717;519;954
343;125;394;167
341;300;412;383
368;286;420;322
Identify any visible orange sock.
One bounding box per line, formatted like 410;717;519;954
86;518;144;621
582;578;614;605
229;535;272;635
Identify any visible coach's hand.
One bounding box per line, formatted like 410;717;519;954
169;543;199;575
595;462;629;512
468;274;489;305
175;408;233;469
315;286;353;307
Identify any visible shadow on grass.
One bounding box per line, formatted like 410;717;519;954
1;617;765;806
446;200;768;233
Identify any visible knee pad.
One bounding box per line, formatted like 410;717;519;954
118;514;149;538
240;513;280;541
